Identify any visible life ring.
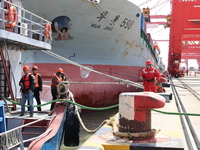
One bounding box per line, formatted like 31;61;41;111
44;23;52;39
7;6;17;27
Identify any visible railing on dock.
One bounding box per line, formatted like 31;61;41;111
0;0;52;50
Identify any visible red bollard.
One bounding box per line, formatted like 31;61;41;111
194;72;196;77
119;92;165;133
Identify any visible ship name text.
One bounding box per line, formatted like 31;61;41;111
90;24;101;28
90;12;134;31
103;26;113;31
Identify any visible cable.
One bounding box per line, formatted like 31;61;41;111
94;69;140;78
3;96;200;116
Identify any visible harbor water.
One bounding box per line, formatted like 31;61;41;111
60;107;118;150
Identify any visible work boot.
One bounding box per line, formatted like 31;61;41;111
20;113;24;116
30;113;33;117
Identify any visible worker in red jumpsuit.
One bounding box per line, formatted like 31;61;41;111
186;69;188;75
140;60;161;93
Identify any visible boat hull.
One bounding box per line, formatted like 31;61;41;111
28;103;67;150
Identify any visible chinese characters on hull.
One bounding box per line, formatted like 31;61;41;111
90;11;134;31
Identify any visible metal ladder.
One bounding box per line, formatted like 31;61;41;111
0;44;15;110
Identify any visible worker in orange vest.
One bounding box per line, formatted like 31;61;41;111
140;60;161;93
32;66;43;111
50;68;64;111
19;66;35;117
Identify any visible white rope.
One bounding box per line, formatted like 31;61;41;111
68;92;107;133
42;50;144;89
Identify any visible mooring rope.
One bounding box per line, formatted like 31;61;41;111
42;50;144;89
70;95;107;133
106;117;160;140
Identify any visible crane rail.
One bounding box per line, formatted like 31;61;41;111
170;77;200;150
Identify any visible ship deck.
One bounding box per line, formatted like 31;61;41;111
5;99;52;120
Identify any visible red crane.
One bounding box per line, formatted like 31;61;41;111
168;0;200;77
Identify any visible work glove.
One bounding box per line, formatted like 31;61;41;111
139;77;143;80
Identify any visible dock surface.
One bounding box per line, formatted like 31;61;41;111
77;74;200;150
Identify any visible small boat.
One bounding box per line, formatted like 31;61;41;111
1;101;67;150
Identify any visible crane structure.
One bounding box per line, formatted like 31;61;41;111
168;0;200;77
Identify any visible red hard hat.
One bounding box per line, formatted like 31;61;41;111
57;68;63;73
146;60;152;65
23;66;29;71
32;65;38;70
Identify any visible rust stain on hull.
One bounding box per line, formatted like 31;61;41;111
121;40;140;60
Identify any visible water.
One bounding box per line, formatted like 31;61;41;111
60;107;118;150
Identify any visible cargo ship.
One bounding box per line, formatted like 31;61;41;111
20;0;165;107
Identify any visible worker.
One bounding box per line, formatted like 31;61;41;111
140;60;160;93
50;68;64;111
19;66;35;117
32;66;43;111
186;69;188;75
157;86;166;93
155;81;166;93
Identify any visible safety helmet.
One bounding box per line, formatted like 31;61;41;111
146;60;152;65
32;65;38;70
57;68;63;73
23;66;29;71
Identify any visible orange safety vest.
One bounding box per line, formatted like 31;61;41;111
22;73;31;89
51;74;62;87
34;73;39;87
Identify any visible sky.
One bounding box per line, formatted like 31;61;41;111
132;0;198;69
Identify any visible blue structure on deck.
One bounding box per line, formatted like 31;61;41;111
0;101;6;133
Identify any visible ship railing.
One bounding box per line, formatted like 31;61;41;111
0;0;52;50
0;116;54;150
140;30;158;62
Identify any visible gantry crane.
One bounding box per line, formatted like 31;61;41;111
168;0;200;77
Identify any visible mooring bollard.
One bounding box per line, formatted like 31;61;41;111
119;92;165;133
